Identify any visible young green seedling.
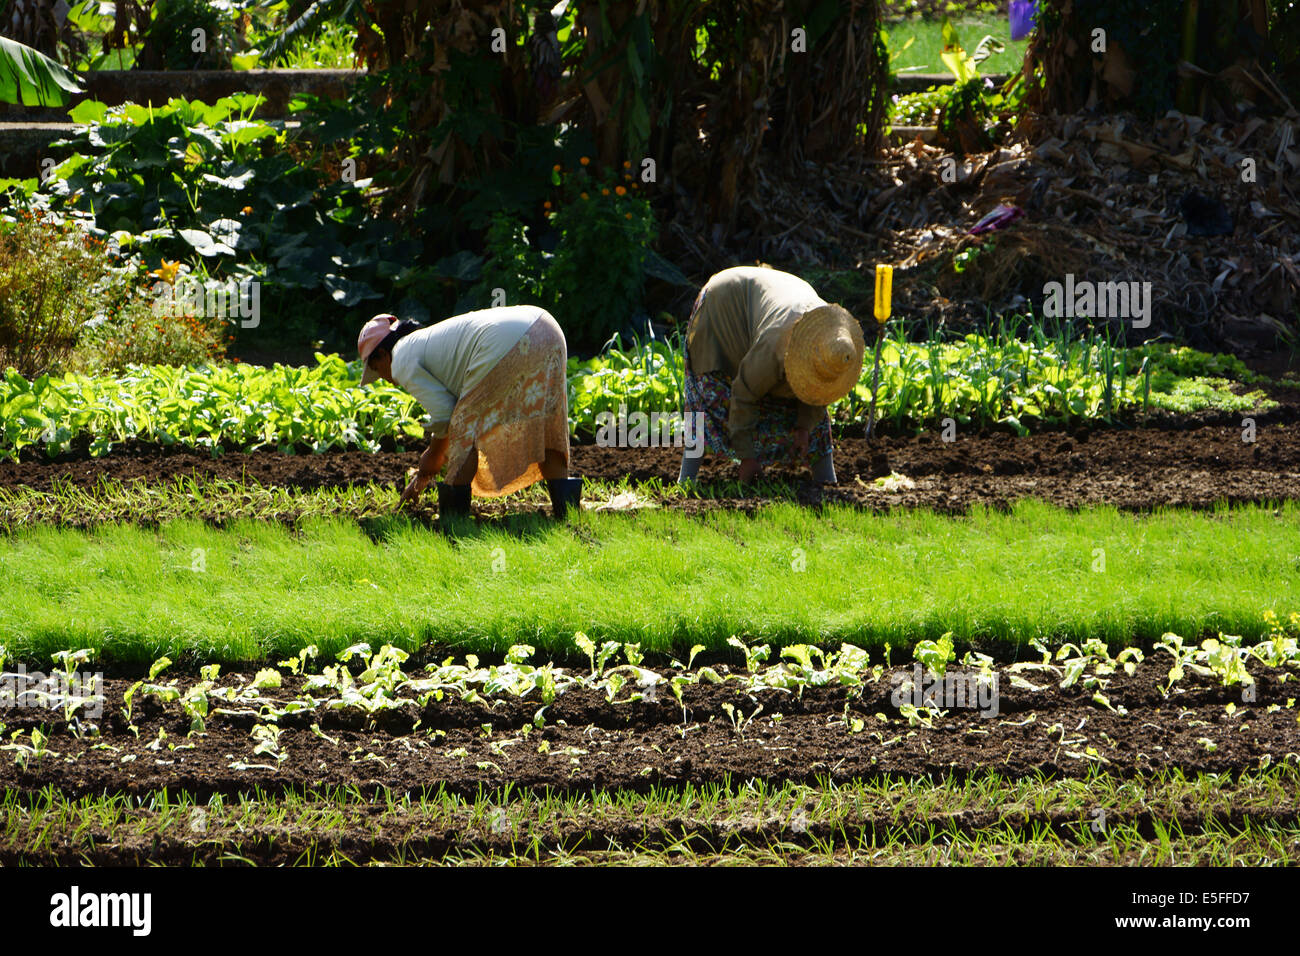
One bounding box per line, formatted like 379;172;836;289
45;649;99;730
727;636;771;673
720;700;763;740
913;633;955;680
1199;635;1253;689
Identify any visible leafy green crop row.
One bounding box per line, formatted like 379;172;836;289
834;336;1270;435
0;336;1274;460
566;331;684;437
6;617;1296;739
0;355;423;458
567;333;1271;439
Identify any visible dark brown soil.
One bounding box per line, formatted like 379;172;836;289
5;417;1300;515
3;662;1295;804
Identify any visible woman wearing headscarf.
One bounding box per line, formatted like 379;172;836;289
357;305;583;517
678;266;866;483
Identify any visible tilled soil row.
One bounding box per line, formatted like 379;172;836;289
4;419;1300;514
3;665;1296;803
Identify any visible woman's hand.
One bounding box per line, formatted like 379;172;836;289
400;472;432;504
399;437;449;505
738;457;762;482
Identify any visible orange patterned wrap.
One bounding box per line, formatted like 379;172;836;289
444;312;570;497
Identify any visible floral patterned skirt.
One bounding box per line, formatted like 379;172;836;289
683;364;833;466
445;312;570;497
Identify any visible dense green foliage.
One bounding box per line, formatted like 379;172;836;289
0;94;443;350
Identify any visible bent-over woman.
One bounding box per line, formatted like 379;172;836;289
358;305;582;517
678;266;865;484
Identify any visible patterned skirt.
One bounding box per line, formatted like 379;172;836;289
445;312;570;497
683;283;832;466
683;366;833;466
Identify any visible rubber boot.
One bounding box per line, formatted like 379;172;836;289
546;477;583;519
436;482;472;517
678;453;702;483
811;454;837;484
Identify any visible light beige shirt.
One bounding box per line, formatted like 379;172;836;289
686;267;827;458
391;305;542;437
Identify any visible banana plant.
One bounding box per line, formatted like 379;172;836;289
0;34;83;106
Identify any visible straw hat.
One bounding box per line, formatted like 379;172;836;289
784;305;865;406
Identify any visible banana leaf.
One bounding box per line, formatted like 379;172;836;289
0;36;83;107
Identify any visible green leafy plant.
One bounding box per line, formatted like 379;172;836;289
122;654;178;730
7;93;422;346
913;633;956;679
48;648;97;728
720;700;763;740
1199;635;1253;689
727;635;772;674
472;159;656;348
2;726;53;769
0;34;82;106
180;663;222;735
933;18;1016;155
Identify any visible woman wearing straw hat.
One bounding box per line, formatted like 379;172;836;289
357;305;583;517
678;266;865;484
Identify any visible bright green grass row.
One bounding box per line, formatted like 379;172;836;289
1;501;1297;663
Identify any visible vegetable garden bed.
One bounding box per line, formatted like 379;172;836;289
2;634;1298;865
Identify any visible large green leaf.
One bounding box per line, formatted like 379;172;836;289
0;36;84;107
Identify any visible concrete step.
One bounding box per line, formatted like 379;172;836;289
890;72;1009;95
0;68;361;122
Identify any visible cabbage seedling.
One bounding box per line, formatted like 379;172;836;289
720;700;763;740
727;636;771;673
913;633;955;679
1199;636;1253;689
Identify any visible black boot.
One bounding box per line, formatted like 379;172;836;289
546;477;583;519
436;482;472;517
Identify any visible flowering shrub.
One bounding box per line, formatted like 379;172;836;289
0;213;228;376
474;158;655;349
0;212;124;376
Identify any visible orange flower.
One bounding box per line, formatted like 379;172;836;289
601;188;610;196
625;212;633;219
615;186;626;196
623;161;631;169
580;156;590;165
580;192;589;200
552;164;562;172
241;206;252;216
624;173;632;181
544;200;552;209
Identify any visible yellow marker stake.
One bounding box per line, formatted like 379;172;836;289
867;264;893;439
874;264;892;323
